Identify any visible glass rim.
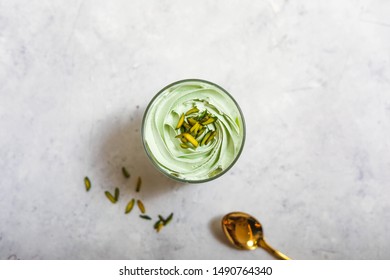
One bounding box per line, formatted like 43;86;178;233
141;78;246;183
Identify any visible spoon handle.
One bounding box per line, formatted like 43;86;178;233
259;239;291;260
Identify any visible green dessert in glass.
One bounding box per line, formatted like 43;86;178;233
142;79;245;183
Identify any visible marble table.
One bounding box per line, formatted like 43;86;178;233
1;0;390;260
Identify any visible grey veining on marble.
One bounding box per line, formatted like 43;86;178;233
1;0;390;260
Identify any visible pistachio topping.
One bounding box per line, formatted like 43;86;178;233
180;143;189;149
205;131;217;145
185;106;199;116
174;106;219;149
182;132;199;148
175;113;185;129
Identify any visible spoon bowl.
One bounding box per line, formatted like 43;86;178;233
221;212;291;260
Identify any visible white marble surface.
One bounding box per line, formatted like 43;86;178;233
1;0;390;260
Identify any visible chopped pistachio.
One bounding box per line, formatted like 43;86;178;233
163;213;174;225
185;107;199;116
125;199;135;214
139;215;152;220
189;122;200;133
180;143;189;149
197;110;208;121
84;177;91;192
114;187;120;201
199;115;209;123
175;113;185;129
105;191;116;203
136;176;142;192
173;107;219;149
205;131;217;145
154;213;174;232
154;220;164;232
182;133;199;148
202;117;216;125
197;127;206;136
122;167;130;178
137;199;146;213
187;118;197;126
201;131;212;146
154;220;162;228
183;122;191;131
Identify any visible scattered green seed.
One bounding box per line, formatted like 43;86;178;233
125;199;135;214
105;191;116;203
163;213;174;225
84;177;91;191
153;213;174;233
154;220;164;232
114;187;120;201
136;176;142;192
137;199;146;213
122;167;130;178
139;214;152;220
154;219;163;228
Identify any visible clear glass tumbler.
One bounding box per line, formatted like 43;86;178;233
142;79;245;183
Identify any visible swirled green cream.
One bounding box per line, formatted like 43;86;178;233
142;80;245;182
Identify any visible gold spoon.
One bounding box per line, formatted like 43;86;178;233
221;211;291;260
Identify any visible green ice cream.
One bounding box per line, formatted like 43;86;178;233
142;79;245;183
